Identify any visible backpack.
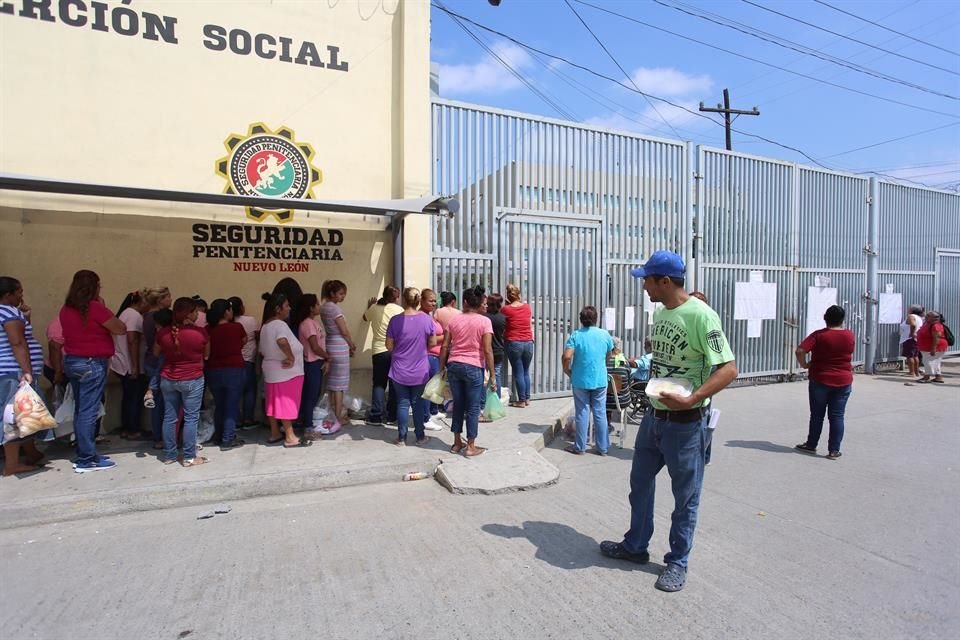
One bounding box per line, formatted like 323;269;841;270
942;320;956;347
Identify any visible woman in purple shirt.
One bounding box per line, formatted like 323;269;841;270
385;287;437;446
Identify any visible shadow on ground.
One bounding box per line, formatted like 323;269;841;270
481;521;663;575
724;440;804;455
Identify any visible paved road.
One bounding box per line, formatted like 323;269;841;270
2;370;958;639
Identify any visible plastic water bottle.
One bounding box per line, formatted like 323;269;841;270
403;471;428;481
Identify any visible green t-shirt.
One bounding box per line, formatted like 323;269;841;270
648;297;735;410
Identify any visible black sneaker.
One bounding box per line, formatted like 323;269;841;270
220;439;245;451
599;540;649;564
794;443;817;454
655;563;687;592
826;450;842;460
364;418;384;426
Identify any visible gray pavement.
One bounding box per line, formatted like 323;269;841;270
0;398;570;528
2;362;958;639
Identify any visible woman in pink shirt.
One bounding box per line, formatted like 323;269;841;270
293;294;329;434
435;291;461;330
439;286;497;457
419;289;445;428
155;297;210;467
60;270;126;472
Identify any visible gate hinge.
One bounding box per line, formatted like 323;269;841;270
693;173;704;180
862;244;877;256
865;195;874;205
862;292;877;304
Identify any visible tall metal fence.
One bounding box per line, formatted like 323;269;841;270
432;98;960;396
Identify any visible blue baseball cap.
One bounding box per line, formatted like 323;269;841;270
630;251;686;279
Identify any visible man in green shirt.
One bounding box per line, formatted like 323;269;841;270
600;251;737;593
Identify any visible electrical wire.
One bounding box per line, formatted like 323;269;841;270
812;0;960;59
563;0;682;138
569;0;960;120
818;122;960;159
739;0;959;76
650;0;959;101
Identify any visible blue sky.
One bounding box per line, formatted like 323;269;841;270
430;0;960;190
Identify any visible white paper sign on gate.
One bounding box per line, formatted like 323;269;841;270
805;287;838;338
734;282;777;320
879;293;902;324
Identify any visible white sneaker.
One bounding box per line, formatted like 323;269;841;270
424;415;446;431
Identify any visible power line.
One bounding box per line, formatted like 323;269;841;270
818;122;960;159
438;6;578;121
563;0;682;138
570;0;960;120
812;0;960;59
739;0;959;76
650;0;959;101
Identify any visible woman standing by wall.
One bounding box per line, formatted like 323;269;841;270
916;311;948;384
485;293;507;399
155;297;209;466
321;280;356;432
363;286;402;426
419;289;445;429
439;286;497;457
229;296;260;429
502;284;535;408
141;286;172;448
260;293;309;447
385;287;436;446
60;270;126;472
794;305;855;460
0;276;46;476
205;299;247;449
112;290;150;441
293;294;328;434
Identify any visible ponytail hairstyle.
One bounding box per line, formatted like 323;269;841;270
292;293;319;328
191;295;208;313
321;279;347;301
64;269;101;318
228;296;245;317
117;289;146;316
378;286;400;306
272;277;303;313
486;293;503;315
154;308;173;329
462;285;485;312
261;291;288;325
170;297;197;352
440;291;457;308
402;287;421;310
206;298;231;326
505;283;521;303
142;286;171;309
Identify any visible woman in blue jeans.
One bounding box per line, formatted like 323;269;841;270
293;294;328;434
155;298;210;466
439;286;497;457
502;284;534;407
562;306;614;455
794;305;855;460
205;299;247;449
385;288;437;446
58;270;127;472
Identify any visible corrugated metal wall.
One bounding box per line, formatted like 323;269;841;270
431;100;960;390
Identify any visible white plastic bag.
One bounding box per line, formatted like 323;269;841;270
342;394;367;418
54;385;75;438
422;373;447;405
197;409;215;443
13;382;56;437
312;396;330;427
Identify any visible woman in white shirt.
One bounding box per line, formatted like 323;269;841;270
259;292;309;448
112;289;151;441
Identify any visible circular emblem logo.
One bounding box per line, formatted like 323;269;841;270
216;123;322;223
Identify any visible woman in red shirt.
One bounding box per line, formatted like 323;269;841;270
205;299;247;448
60;270;126;473
155;297;210;466
916;311;948;384
794;305;854;460
501;283;535;408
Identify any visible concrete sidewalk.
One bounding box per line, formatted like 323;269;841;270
0;398;570;529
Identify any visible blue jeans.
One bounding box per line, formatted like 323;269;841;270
623;410;707;568
241;360;257;423
506;340;534;402
394;381;427;442
119;374;146;433
299;359;325;428
447;362;485;440
805;380;851;453
420;355;441;417
159;376;204;461
369;352;395;422
207;367;244;445
63;356;109;465
573;386;609;453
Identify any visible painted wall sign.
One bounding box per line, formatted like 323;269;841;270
215;122;323;223
0;1;350;70
192;223;344;273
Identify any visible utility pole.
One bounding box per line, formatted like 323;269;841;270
699;88;760;151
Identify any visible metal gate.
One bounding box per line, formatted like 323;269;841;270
936;250;960;356
499;210;601;397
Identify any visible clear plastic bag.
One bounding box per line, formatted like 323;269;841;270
422;373;447;405
13;381;57;437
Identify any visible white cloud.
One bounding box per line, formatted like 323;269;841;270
434;42;534;97
584;100;705;138
628;67;713;97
